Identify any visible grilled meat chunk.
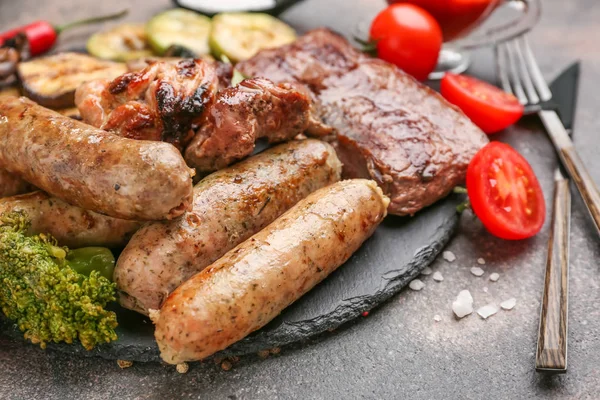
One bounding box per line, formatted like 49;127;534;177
184;77;331;174
238;28;489;215
75;59;221;151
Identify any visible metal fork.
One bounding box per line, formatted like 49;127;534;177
496;36;575;373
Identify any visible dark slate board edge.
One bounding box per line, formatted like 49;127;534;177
0;210;458;363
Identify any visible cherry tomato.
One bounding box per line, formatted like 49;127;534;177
466;142;545;240
441;73;524;134
370;4;443;81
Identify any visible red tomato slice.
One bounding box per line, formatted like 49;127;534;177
466;142;545;240
370;4;443;81
441;73;524;134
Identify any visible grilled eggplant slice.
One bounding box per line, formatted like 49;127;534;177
17;52;127;109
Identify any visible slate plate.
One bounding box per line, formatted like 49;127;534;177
0;194;461;362
0;0;461;362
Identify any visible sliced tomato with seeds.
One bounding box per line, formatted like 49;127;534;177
441;73;524;134
466;142;545;240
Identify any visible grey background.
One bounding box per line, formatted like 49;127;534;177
1;0;600;399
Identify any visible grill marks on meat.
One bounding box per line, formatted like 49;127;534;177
237;28;489;215
184;78;330;174
76;59;220;151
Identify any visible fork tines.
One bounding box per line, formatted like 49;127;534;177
496;36;553;111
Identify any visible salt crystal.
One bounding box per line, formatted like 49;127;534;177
433;271;444;282
443;251;456;262
409;279;425;291
452;290;473;318
489;273;500;282
477;258;486;265
434;315;442;322
500;298;516;310
483;286;488;293
477;304;499;319
421;267;433;276
470;267;485;277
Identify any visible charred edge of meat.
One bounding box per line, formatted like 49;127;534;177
108;73;136;95
155;80;210;149
176;59;198;78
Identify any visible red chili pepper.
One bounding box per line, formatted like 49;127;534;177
0;9;128;56
362;311;369;317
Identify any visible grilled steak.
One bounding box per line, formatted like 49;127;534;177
238;28;489;215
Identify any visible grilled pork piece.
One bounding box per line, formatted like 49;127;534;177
75;59;224;151
184;77;331;174
238;28;489;215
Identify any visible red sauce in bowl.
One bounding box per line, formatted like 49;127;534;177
388;0;503;42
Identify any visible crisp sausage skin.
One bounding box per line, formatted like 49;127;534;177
0;191;143;248
0;168;32;198
115;139;342;315
0;97;194;220
152;179;389;364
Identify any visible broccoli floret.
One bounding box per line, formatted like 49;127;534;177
0;212;118;350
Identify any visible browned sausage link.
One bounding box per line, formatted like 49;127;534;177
184;78;323;174
152;179;389;364
0;97;194;220
0;191;143;248
116;139;342;315
0;168;32;198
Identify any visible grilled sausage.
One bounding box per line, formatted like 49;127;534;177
152;179;389;364
0;191;142;248
0;97;194;220
0;168;32;198
115;139;342;315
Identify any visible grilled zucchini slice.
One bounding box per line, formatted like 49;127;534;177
87;23;154;61
209;13;296;62
17;52;127;109
146;9;212;56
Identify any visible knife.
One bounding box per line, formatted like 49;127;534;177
535;62;580;373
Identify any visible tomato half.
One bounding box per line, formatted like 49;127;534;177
466;142;545;240
370;4;443;81
441;73;524;134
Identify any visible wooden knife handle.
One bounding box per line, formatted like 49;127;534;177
561;146;600;236
539;110;600;236
535;175;570;373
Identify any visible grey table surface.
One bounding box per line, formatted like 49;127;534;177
1;0;600;399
